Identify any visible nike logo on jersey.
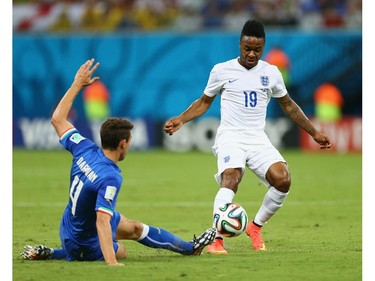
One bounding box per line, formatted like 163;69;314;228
228;79;238;83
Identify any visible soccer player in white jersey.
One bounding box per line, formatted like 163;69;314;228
21;59;215;265
164;20;332;254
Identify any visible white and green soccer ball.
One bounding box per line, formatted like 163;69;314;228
214;203;248;237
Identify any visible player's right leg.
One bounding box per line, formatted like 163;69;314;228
207;187;237;254
208;142;246;254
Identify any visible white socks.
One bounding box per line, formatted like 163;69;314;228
212;187;235;228
254;186;289;226
137;224;150;241
212;186;288;229
213;187;235;212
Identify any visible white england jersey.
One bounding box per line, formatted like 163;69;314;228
204;58;287;132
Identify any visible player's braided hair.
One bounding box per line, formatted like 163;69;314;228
240;20;266;43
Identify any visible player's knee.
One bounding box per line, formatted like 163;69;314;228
116;243;127;259
274;177;291;193
267;167;291;193
273;171;291;193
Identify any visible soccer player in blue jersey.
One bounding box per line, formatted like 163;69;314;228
21;59;215;266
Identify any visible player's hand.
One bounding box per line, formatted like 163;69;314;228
164;118;183;135
108;262;125;267
73;58;100;88
312;132;332;149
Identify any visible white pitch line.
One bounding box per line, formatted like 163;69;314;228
14;200;359;208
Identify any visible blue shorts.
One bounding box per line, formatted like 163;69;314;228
60;211;121;261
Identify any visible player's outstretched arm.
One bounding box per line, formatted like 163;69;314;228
164;94;215;135
51;58;100;138
276;94;332;149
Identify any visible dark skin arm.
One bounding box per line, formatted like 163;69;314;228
276;94;332;149
163;94;215;135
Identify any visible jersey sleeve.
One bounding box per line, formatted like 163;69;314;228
203;65;223;97
59;127;96;156
270;66;288;98
95;177;121;217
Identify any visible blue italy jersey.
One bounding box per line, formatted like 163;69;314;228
59;127;122;243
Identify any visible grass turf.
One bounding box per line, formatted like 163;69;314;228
13;149;362;281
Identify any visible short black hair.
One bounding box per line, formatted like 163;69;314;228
100;117;134;150
240;20;266;42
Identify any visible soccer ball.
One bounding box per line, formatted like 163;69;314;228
213;203;248;237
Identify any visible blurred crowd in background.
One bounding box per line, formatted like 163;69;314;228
13;0;362;33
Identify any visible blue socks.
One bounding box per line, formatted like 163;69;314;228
137;225;193;255
51;248;67;259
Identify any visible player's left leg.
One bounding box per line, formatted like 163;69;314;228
253;162;291;226
247;173;289;250
246;145;290;251
116;213;215;255
137;224;216;255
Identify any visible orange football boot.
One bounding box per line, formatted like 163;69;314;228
246;221;267;251
206;237;228;254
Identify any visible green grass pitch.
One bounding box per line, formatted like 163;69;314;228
13;149;362;281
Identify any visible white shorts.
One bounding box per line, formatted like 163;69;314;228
212;129;286;187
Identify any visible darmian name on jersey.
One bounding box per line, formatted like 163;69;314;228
70;133;86;144
76;157;98;182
